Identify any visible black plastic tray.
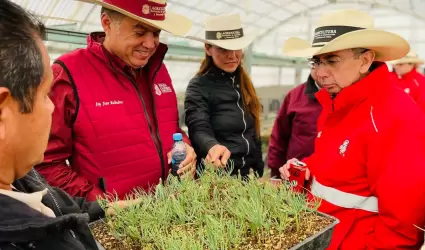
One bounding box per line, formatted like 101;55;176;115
90;211;339;250
290;212;339;250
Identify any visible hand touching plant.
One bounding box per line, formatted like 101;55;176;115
205;144;231;168
105;198;142;216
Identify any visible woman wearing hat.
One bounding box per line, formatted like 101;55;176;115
184;14;264;178
389;51;425;111
279;9;425;249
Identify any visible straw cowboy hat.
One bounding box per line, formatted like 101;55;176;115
186;13;255;50
77;0;192;36
282;9;410;61
388;51;425;65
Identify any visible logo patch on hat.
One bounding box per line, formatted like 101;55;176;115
142;4;150;15
216;32;222;40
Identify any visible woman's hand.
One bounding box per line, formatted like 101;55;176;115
206;145;231;168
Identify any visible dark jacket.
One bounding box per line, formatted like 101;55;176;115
267;75;322;177
184;65;264;177
0;169;103;250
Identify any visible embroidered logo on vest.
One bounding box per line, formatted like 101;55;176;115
404;88;410;94
339;140;349;156
157;83;172;94
154;84;162;96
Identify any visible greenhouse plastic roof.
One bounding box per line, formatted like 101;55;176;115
9;0;425;90
11;0;425;55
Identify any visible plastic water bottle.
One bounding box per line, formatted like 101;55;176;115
171;133;187;176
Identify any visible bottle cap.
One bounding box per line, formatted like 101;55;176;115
173;133;183;141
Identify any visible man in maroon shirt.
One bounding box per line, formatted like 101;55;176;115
35;0;196;201
267;68;322;177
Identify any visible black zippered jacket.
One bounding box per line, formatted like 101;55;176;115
184;65;264;177
0;169;103;250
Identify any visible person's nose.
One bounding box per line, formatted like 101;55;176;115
142;32;156;49
315;64;329;79
227;50;237;59
47;96;55;113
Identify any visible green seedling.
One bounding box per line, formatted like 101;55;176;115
98;162;321;250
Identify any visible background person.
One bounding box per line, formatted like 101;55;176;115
35;0;196;201
280;10;425;249
389;51;425;111
267;66;322;178
184;14;264;178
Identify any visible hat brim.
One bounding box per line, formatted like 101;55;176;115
283;29;410;62
388;58;425;65
78;0;192;36
186;33;255;50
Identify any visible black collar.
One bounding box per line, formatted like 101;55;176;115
304;74;319;99
207;64;238;78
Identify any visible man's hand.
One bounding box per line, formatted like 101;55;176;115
106;198;142;216
279;158;310;181
205;144;231;168
167;143;197;179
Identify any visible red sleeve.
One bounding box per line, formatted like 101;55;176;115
35;63;104;201
366;118;425;249
267;92;293;177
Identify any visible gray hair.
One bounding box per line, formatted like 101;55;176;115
101;7;125;24
0;0;46;113
351;48;370;59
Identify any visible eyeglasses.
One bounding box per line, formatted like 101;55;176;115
307;49;370;69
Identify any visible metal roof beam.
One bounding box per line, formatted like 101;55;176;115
255;0;425;43
48;23;78;31
45;28;307;68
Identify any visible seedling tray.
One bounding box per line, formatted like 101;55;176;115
90;211;338;250
289;212;339;250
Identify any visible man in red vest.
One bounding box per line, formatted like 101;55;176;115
280;10;425;250
389;51;425;112
35;0;196;201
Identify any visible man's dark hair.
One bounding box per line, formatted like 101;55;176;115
0;0;46;113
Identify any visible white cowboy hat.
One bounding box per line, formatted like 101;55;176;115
388;51;425;65
77;0;192;36
282;9;410;62
186;13;255;50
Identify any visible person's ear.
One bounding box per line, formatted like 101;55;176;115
359;50;375;74
101;13;113;34
0;88;12;140
205;44;213;57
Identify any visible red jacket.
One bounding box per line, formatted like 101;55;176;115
36;33;189;201
390;69;425;112
267;75;322;177
305;63;425;249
